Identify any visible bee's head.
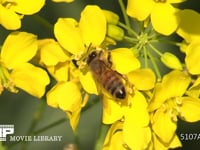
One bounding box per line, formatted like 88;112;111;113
87;49;102;65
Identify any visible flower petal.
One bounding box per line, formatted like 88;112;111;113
38;39;70;66
103;121;124;150
79;71;98;95
152;108;177;143
1;32;38;69
54;18;85;55
176;9;200;43
124;91;149;127
126;0;154;21
47;62;69;82
151;3;179;35
123;125;151;150
79;5;106;47
47;81;82;112
149;70;191;111
102;97;123;124
152;133;182;150
185;42;200;74
11;0;45;15
179;96;200;122
11;63;50;98
128;68;156;90
0;5;21;30
123;92;151;149
111;48;140;74
66;107;81;131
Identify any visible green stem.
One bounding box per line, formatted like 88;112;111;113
31;14;53;31
123;35;138;43
157;39;182;47
118;0;132;35
143;46;148;68
21;100;46;150
94;124;110;150
33;118;67;135
118;22;138;38
148;43;163;56
147;51;161;80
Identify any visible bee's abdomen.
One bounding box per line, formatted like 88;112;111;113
102;70;126;99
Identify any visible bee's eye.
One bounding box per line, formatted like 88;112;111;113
87;51;97;64
90;51;97;58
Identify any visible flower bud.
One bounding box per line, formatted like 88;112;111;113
107;24;124;41
103;10;119;25
161;52;183;70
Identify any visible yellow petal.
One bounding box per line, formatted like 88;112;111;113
11;0;45;15
38;39;70;66
1;32;37;69
127;68;156;90
11;63;50;98
66;107;81;132
176;9;200;43
111;48;140;74
124;91;149;127
180;96;200;122
54;18;85;55
79;5;106;47
0;5;21;30
79;71;98;95
152;133;182;150
126;0;154;21
102;97;123;124
152;108;177;143
103;121;125;150
123;125;151;150
47;81;82;112
185;42;200;74
187;76;200;98
47;62;69;82
151;3;179;35
149;70;191;111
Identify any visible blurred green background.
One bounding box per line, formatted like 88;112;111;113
0;0;200;150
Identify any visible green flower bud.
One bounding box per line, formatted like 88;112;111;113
103;10;119;25
107;24;124;41
161;52;183;70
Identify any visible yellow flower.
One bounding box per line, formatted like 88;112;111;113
0;0;45;30
54;5;106;56
38;39;71;81
0;32;49;98
148;70;200;148
46;5;107;131
126;0;183;35
103;91;151;150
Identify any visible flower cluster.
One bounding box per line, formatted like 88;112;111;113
0;0;200;150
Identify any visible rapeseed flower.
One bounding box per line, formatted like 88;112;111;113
149;70;200;149
46;5;107;131
126;0;184;35
0;0;45;30
0;31;49;97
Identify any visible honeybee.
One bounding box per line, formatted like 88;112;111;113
87;48;127;100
